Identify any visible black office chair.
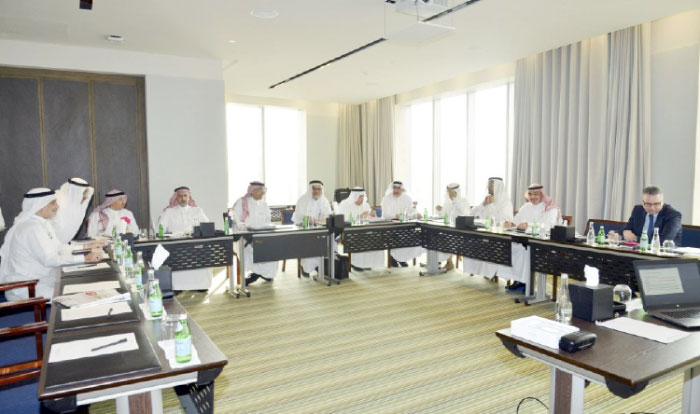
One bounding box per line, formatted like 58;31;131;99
334;188;351;203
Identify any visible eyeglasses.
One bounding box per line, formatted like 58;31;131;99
643;202;662;208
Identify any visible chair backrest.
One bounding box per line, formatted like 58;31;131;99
372;206;382;218
269;205;294;223
584;219;626;235
561;215;573;227
281;209;295;225
680;224;700;247
335;188;351;203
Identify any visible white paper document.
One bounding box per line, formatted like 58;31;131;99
62;281;121;294
511;316;579;349
158;339;201;368
49;333;138;363
597;317;690;344
62;262;111;273
61;301;132;322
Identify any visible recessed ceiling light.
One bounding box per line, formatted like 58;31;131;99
106;34;124;43
251;9;279;19
227;39;237;44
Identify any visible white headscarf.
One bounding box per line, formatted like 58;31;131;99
490;178;513;218
292;180;331;223
348;187;366;204
53;178;94;243
0;188;57;277
382;181;414;218
442;183;470;219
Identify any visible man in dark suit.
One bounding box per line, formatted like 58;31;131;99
622;185;682;245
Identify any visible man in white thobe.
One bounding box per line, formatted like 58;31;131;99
0;204;5;230
337;187;383;271
434;183;471;270
52;177;94;243
0;188;103;301
501;183;561;291
87;190;139;238
463;177;514;279
231;181;279;285
158;186;212;291
292;180;332;276
381;181;423;267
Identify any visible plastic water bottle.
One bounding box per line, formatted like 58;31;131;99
597;225;605;245
149;279;163;318
640;232;649;252
555;273;573;324
651;228;661;254
586;226;596;246
175;314;192;363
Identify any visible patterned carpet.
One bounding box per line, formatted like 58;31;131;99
91;263;682;413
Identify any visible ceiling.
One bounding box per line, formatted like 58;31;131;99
1;0;699;103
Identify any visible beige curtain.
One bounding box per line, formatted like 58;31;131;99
512;24;651;231
337;97;395;205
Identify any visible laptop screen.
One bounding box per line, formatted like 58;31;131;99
634;259;700;310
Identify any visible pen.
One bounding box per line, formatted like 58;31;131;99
91;337;127;352
107;307;113;318
76;264;97;269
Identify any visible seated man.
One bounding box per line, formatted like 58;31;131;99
381;181;423;267
621;185;682;245
434;183;470;270
337;187;382;271
0;202;5;230
52;177;94;243
464;177;514;279
87;189;139;238
0;188;102;300
292;180;332;277
231;181;278;285
503;183;561;291
158;186;212;291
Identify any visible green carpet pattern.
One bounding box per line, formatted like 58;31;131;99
91;265;682;413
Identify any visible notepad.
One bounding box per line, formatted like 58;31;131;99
62;280;121;294
60;301;132;321
49;333;138;363
597;317;690;344
62;262;111;273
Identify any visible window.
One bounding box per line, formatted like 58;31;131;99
226;103;307;206
394;82;514;210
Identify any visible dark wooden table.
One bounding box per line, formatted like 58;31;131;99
496;311;700;414
38;263;228;413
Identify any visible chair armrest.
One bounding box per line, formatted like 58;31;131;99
0;321;48;340
0;279;39;297
0;297;50;313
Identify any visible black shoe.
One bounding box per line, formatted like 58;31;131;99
245;273;260;285
301;270;310;277
399;261;409;267
390;257;400;268
351;265;364;272
260;276;273;282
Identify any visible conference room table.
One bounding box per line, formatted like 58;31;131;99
132;233;234;271
496;310;700;414
38;261;228;414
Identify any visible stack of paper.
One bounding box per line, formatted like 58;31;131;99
596;317;690;344
53;289;130;309
62;262;112;273
49;333;138;363
62;281;120;294
511;316;579;349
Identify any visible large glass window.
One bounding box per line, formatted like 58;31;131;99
226;103;307;206
395;82;514;210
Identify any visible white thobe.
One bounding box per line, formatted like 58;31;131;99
158;205;213;290
0;206;5;230
337;199;385;269
497;202;559;284
437;196;471;262
293;196;332;273
87;207;139;238
0;216;83;301
463;199;515;278
381;193;423;263
232;197;279;279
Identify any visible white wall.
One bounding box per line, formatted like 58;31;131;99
227;94;339;200
0;39;229;227
649;10;700;223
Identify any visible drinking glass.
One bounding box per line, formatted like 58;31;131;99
662;240;676;254
613;284;633;305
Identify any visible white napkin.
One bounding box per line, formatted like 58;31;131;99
158;339;201;368
151;244;170;270
49;333;138;363
139;302;167;320
584;265;599;287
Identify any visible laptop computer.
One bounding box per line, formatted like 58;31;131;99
633;259;700;328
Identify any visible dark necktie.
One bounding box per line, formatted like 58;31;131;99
647;215;655;240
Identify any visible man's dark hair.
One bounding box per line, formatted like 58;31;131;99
643;185;663;196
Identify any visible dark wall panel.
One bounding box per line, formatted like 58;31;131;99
42;79;93;191
92;82;144;227
0;77;43;229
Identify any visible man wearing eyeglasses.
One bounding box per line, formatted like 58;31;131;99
621;185;682;245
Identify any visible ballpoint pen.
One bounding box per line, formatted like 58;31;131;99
91;337;127;352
